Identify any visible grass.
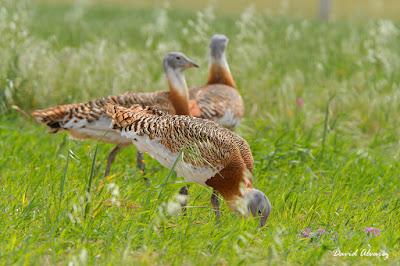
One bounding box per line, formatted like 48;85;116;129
1;0;400;264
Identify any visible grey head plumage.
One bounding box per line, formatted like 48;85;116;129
209;34;229;59
246;188;271;227
163;51;199;73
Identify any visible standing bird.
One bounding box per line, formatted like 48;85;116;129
31;34;242;178
188;34;242;130
105;104;271;226
31;52;199;177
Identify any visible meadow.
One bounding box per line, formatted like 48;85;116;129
0;0;400;264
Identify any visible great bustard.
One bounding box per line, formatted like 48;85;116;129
189;34;243;129
106;104;271;226
31;52;198;176
31;34;242;177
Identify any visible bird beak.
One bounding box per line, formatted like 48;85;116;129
190;61;199;68
260;198;271;227
245;189;271;227
187;58;199;68
260;208;270;227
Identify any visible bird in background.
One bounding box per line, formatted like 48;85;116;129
31;34;243;179
188;34;243;130
106;103;271;227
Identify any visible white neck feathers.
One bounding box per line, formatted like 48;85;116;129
166;67;188;97
209;53;230;72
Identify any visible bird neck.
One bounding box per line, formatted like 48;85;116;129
207;54;236;88
205;162;252;208
231;188;256;216
166;68;190;115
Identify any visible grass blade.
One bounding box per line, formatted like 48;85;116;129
59;149;70;207
156;150;183;203
320;95;335;159
84;144;98;220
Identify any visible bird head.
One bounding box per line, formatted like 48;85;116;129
209;34;229;59
242;188;271;227
163;52;199;73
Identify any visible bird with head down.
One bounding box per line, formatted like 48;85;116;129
105;103;271;227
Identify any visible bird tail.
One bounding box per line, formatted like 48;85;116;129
31;104;76;132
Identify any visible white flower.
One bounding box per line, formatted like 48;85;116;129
166;201;181;216
175;194;188;206
79;248;88;264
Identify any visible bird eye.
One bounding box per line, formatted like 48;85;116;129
176;56;181;60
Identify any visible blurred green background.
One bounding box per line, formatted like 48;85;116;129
34;0;400;19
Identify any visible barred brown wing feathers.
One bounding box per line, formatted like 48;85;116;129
108;105;237;169
232;135;254;173
32;103;81;131
32;91;173;134
112;91;174;114
189;85;244;128
158;117;234;168
32;104;71;122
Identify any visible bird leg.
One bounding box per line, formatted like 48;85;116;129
211;190;221;221
178;186;189;215
104;144;125;177
136;151;150;186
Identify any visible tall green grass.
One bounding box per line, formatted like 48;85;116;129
0;0;399;264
